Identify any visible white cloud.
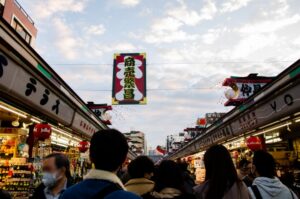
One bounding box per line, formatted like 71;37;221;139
52;18;82;60
85;25;106;35
221;0;252;13
239;14;300;34
202;28;229;44
120;0;141;7
33;0;89;19
151;17;183;32
144;30;198;44
166;0;217;26
231;33;277;58
199;0;218;20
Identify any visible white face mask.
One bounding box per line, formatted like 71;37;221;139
42;172;59;188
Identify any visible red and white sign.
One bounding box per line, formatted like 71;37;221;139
112;53;147;105
223;74;274;106
246;136;262;151
33;123;52;141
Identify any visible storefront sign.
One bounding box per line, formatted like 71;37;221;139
223;74;274;106
205;112;226;125
112;53;147;105
72;112;99;137
0;52;74;125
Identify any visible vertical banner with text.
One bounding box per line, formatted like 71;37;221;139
112;53;147;105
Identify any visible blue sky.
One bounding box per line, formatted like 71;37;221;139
19;0;300;148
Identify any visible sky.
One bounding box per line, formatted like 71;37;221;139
19;0;300;149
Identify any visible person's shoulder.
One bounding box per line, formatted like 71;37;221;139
106;190;142;199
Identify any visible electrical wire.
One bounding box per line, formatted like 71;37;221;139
75;87;224;92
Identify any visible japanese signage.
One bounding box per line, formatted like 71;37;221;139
205;112;226;125
112;53;147;105
86;102;112;125
170;76;300;160
223;74;274;106
0;52;74;125
71;112;99;137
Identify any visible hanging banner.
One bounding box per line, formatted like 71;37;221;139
223;74;274;106
112;53;147;105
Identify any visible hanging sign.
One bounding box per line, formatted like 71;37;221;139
223;74;274;106
112;53;147;105
33;123;52;141
78;141;90;153
246;136;262;151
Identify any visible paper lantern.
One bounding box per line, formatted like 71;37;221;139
78;141;89;153
33;123;52;141
246;136;262;151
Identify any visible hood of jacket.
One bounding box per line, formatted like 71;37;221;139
84;169;126;190
150;188;182;198
253;177;287;197
125;178;155;195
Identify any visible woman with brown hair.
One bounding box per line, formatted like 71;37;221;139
194;145;250;199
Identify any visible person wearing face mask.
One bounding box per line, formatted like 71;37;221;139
31;153;73;199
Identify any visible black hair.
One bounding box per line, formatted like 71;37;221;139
253;150;276;178
0;189;11;199
238;158;250;169
154;160;185;192
44;153;71;179
128;156;154;178
90;129;129;172
204;145;240;199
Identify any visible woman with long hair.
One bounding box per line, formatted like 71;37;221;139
194;145;250;199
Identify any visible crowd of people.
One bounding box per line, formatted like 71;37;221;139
0;129;299;199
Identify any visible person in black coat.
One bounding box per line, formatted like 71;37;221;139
30;153;73;199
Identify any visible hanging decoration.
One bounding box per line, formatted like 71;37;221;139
246;136;262;151
112;53;147;105
33;123;52;141
78;140;90;153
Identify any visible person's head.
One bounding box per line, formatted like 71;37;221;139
128;156;155;179
204;145;239;199
90;129;129;172
178;161;189;171
42;153;70;188
154;160;184;192
252;150;276;178
238;159;251;177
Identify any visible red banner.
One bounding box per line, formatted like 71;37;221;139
112;53;147;105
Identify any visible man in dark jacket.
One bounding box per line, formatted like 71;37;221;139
31;153;73;199
60;129;141;199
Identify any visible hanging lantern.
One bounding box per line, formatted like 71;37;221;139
33;123;52;141
246;136;262;151
78;141;89;153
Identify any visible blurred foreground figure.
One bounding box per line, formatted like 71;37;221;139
143;160;195;199
125;156;155;196
60;129;141;199
194;145;250;199
248;150;298;199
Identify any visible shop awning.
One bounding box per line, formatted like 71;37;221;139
167;59;300;160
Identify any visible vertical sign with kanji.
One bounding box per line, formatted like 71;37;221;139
112;53;147;105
